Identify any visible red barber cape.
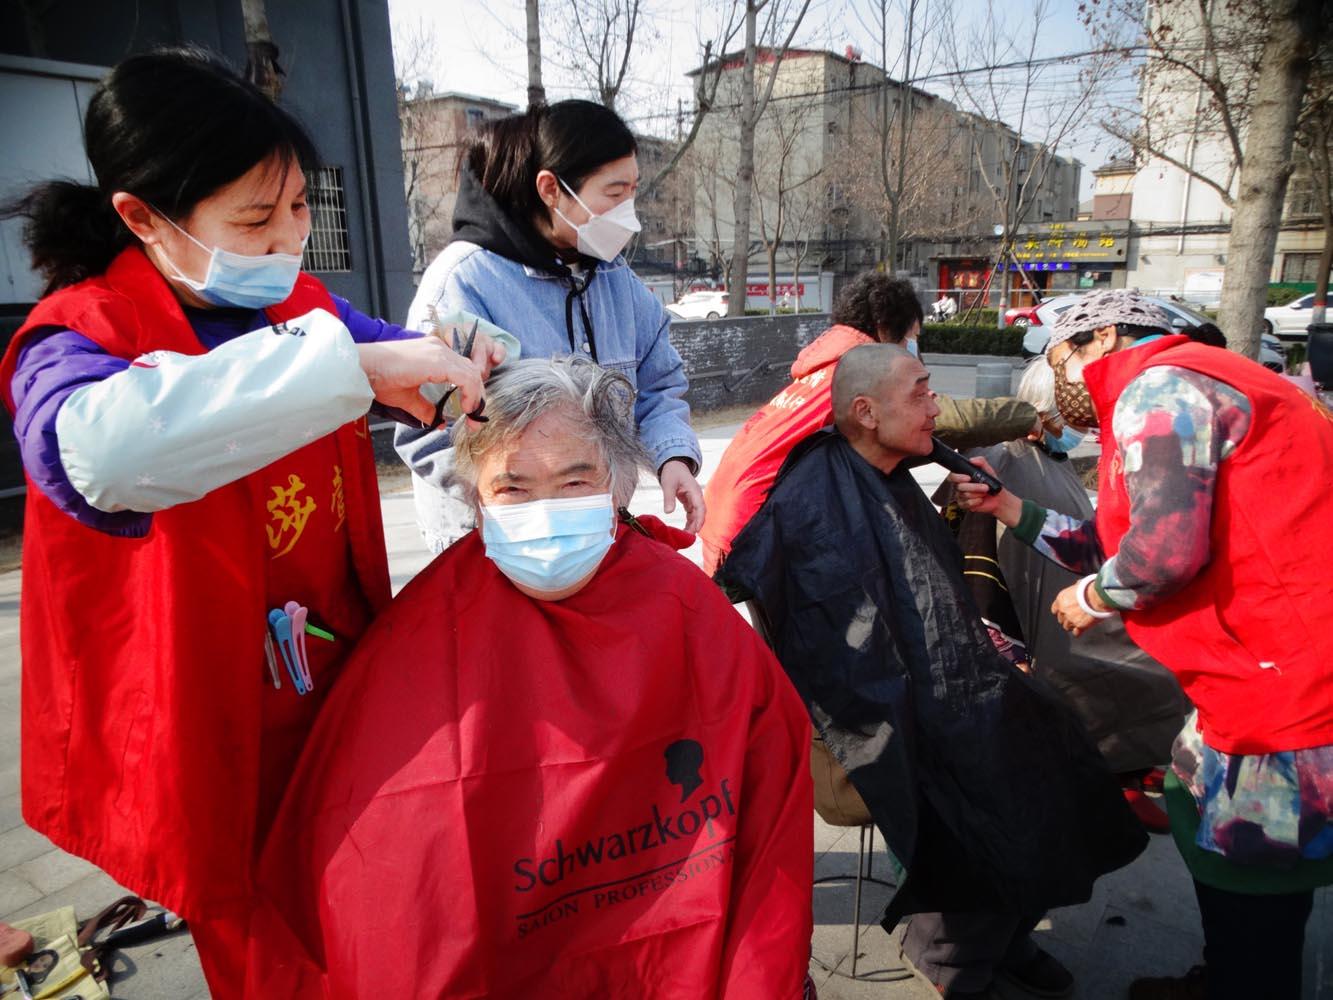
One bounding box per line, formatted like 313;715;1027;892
246;522;814;999
1086;336;1333;753
700;325;871;574
0;247;391;920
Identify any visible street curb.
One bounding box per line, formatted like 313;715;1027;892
921;353;1027;368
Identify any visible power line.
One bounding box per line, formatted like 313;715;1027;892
615;43;1146;130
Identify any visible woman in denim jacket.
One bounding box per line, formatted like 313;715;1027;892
395;100;703;553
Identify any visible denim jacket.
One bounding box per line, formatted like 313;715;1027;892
394;240;701;552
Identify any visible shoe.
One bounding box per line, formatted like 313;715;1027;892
1120;768;1166;794
1127;965;1206;1000
900;948;1002;998
1124;788;1171;833
996;946;1074;997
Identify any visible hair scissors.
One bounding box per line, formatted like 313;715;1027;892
431;318;489;429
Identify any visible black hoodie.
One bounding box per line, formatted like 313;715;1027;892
450;166;602;359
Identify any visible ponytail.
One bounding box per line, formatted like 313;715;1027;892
3;181;132;295
2;45;317;297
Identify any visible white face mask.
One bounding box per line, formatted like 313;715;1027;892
553;178;641;262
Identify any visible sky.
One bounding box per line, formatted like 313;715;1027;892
386;0;1143;202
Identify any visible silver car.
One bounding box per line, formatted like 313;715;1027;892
1020;294;1286;373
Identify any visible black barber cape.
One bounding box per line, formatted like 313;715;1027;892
718;430;1146;921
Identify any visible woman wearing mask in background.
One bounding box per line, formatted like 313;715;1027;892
0;47;503;998
395;99;704;553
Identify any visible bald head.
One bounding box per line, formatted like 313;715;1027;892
832;344;914;431
832;343;939;473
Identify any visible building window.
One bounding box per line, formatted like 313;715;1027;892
1285;175;1318;218
1281;252;1328;283
466;108;485;129
304;166;352;273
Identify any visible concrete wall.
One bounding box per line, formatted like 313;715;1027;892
672;313;829;413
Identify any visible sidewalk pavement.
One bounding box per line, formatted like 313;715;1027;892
1;363;1329;998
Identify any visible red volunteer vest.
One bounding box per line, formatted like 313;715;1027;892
0;247;391;919
699;326;871;574
1085;336;1333;754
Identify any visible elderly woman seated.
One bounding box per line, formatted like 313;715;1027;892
244;357;814;999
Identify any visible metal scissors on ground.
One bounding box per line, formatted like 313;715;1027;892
431;318;489;429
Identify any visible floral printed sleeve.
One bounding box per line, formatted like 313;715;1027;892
1012;365;1251;611
1011;501;1104;575
1095;367;1250;610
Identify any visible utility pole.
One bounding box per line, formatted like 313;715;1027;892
526;0;546;109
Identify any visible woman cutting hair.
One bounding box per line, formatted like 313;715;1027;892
395;99;703;553
951;290;1333;1000
1;46;504;997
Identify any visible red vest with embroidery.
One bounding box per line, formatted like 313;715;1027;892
0;247;391;919
1086;336;1333;754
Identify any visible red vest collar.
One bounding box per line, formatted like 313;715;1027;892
1083;335;1190;425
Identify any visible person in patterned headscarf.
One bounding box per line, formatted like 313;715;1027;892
952;289;1333;1000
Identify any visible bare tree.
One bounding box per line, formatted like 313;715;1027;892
688;133;738;282
784;178;825;310
847;0;950;268
1217;0;1327;352
835;85;972;270
1295;51;1333;325
1091;0;1330;356
542;0;644;111
393;18;455;278
725;0;814;316
527;0;546;108
946;0;1112;325
639;6;746;203
751;94;823;312
240;0;284;100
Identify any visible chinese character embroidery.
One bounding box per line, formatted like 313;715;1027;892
331;465;347;533
266;474;317;558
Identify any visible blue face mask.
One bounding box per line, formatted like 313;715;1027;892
159;214;305;309
481;494;616;597
905;338;920;358
1044;426;1085;454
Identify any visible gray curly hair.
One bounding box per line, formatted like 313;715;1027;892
1017;357;1056;416
1046;290;1171;352
453;356;652;509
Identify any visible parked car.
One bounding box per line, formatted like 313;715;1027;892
1262;292;1320;341
1019;294;1286;372
666;290;728;321
1004;304;1042;327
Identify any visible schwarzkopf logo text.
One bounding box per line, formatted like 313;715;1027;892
512;738;734;893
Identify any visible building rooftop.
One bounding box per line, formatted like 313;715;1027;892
406;88;518;112
1094;157;1136;176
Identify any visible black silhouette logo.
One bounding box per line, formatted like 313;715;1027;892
664;739;704;802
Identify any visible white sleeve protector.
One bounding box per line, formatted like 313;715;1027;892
56;308;374;513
